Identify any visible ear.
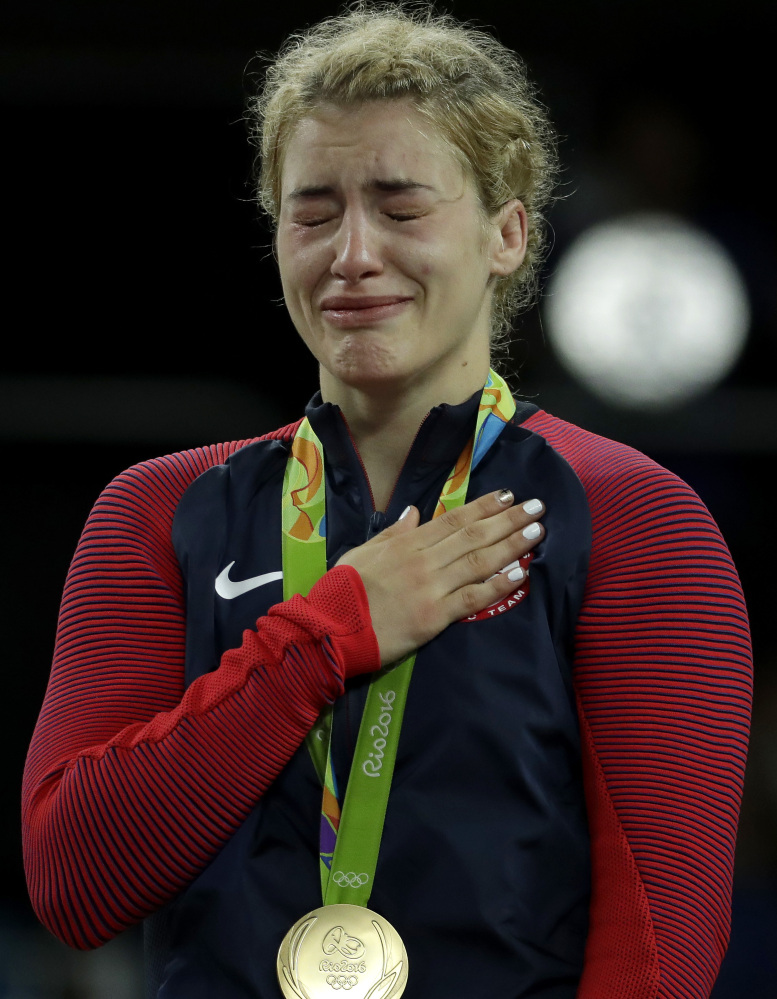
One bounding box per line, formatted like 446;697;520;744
489;200;528;278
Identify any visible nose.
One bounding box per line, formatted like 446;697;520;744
330;208;384;283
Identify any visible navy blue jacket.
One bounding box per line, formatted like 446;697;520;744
146;391;592;997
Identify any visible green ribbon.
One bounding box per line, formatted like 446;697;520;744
281;370;516;908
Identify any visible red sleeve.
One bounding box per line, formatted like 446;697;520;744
21;434;381;951
524;411;753;999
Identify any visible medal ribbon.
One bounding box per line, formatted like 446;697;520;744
282;369;516;908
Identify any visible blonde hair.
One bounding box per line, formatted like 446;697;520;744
246;2;558;342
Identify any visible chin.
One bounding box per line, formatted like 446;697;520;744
328;338;412;389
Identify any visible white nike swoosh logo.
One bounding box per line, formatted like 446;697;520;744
215;562;283;600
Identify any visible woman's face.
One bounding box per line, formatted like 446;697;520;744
276;100;525;405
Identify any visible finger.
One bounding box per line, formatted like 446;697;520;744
424;496;545;572
445;560;537;622
386;504;421;532
371;504;420;543
440;519;544;593
407;488;517;548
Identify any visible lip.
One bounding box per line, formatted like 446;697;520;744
320;295;414;328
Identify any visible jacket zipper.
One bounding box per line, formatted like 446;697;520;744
338;411;431;524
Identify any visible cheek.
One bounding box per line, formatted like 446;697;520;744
278;240;316;299
275;238;292;288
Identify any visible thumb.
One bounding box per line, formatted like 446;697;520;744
380;504;420;537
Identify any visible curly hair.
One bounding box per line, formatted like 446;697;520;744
246;2;558;342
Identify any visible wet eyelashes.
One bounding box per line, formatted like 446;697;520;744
294;212;422;227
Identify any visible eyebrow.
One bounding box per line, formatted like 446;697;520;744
287;179;437;200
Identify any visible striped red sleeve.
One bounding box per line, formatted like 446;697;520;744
21;431;381;950
524;411;753;999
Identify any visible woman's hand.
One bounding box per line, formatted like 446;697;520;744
336;490;544;665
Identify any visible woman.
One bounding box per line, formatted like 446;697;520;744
22;6;752;998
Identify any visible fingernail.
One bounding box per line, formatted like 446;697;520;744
497;489;513;504
499;559;523;574
522;499;543;515
522;522;541;540
507;566;525;582
399;506;411;520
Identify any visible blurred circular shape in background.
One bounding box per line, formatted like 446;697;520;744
543;213;751;409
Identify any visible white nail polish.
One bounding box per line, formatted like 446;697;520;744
499;559;523;574
522;522;541;540
399;506;411;520
507;566;525;582
522;499;543;515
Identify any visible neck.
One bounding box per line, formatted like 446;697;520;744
320;361;489;512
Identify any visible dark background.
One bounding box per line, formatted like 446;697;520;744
2;0;775;993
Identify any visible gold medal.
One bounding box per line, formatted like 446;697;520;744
277;903;408;999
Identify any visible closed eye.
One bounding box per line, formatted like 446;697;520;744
293;211;422;226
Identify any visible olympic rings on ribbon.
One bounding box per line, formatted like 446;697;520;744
332;871;369;887
326;974;358;990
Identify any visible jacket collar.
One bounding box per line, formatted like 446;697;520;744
303;388;483;524
305;388;482;468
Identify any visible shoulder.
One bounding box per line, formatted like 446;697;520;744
521;409;682;488
61;423;300;603
520;409;712;529
71;425;302;590
94;421;302;525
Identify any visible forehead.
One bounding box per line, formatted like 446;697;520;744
280;100;468;197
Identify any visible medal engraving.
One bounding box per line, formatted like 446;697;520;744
277;904;408;999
